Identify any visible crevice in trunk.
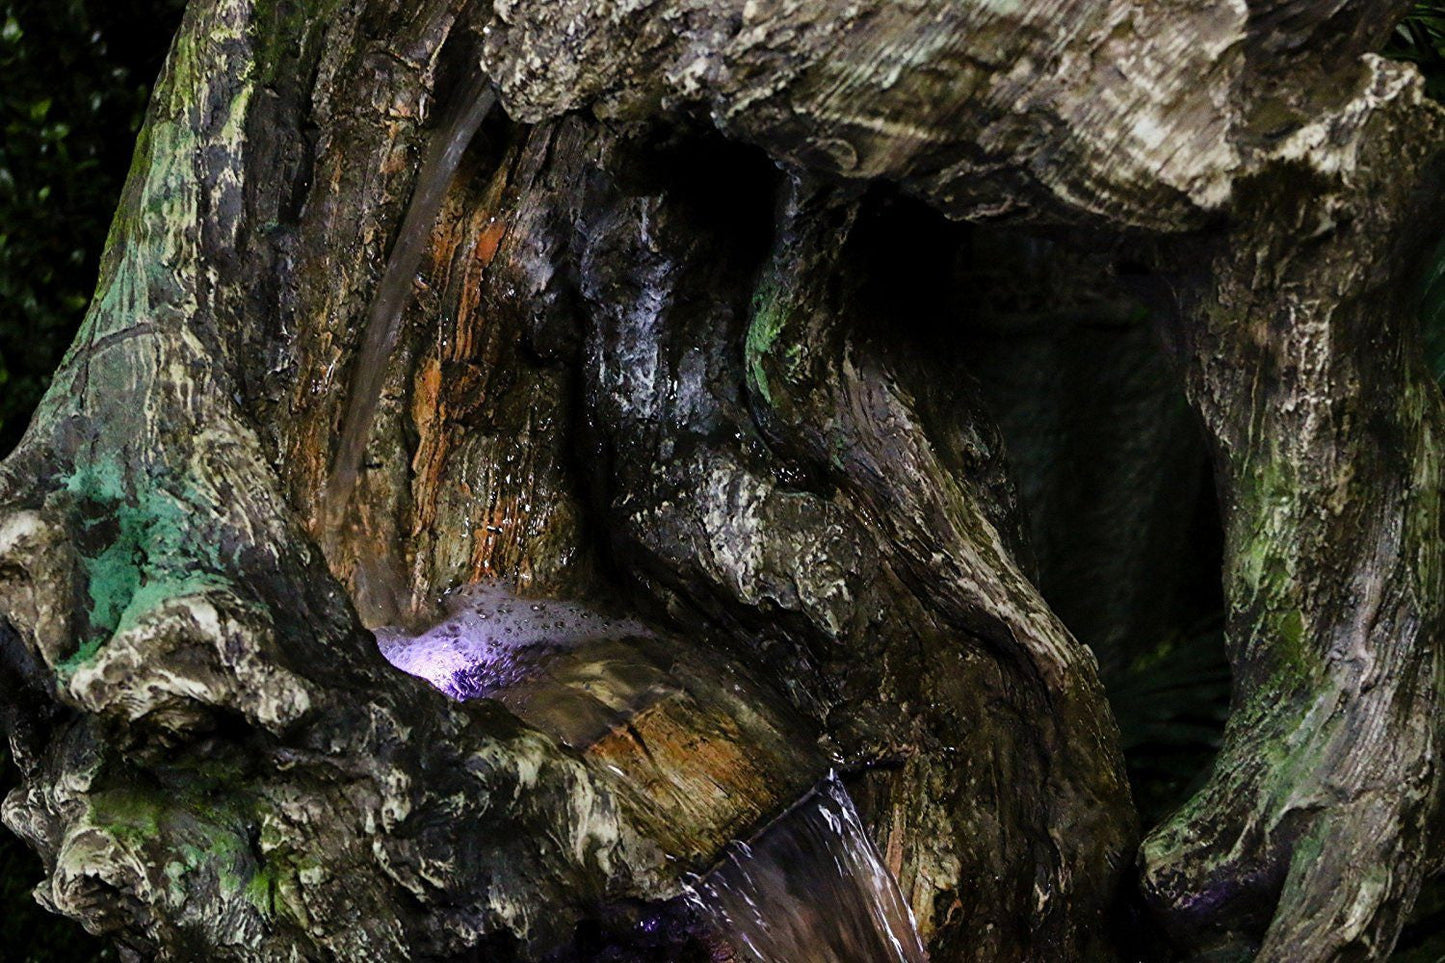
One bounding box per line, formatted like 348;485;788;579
814;190;1234;833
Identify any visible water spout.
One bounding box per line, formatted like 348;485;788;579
324;71;498;529
692;775;929;963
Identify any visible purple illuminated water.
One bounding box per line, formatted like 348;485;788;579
376;585;927;961
692;775;929;963
374;581;652;700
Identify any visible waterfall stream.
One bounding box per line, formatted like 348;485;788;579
324;72;497;528
375;582;928;961
691;775;929;963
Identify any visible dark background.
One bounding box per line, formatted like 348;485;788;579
1;3;1444;960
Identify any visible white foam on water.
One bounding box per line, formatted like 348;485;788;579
374;581;652;700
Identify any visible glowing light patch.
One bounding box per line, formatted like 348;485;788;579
374;582;652;700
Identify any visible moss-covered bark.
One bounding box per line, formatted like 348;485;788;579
1;0;1443;960
1140;69;1445;959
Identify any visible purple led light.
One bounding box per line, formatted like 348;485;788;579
375;581;651;700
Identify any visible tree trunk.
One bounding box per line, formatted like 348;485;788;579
0;0;1441;960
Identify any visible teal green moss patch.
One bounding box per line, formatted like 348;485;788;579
59;458;223;674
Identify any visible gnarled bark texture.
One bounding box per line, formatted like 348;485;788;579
0;0;1442;960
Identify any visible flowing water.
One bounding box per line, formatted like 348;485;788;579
375;583;928;961
691;775;929;963
325;73;497;527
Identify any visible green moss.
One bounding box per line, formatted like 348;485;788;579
91;782;282;918
88;789;164;847
1224;449;1325;697
1279;608;1304;650
1230;456;1295;592
253;0;343;86
181;830;248;892
57;458;225;674
745;279;789;407
244;863;279;916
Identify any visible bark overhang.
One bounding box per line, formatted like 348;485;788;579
480;0;1420;230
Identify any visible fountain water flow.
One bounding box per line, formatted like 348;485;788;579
376;584;926;960
324;71;497;529
374;581;651;700
692;775;929;963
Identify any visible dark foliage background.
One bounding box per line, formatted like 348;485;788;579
0;3;1441;961
0;0;185;455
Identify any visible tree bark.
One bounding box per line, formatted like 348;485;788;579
1140;70;1445;959
0;0;1441;960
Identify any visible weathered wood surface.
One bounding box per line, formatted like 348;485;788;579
1141;69;1445;959
0;0;1441;960
564;137;1135;957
